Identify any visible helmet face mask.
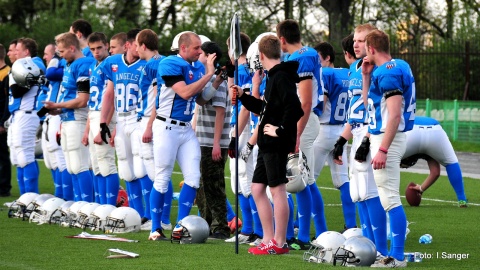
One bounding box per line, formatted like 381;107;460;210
8;192;39;219
304;231;346;264
286;151;309;193
171;215;209;244
104;207;141;234
333;236;377;267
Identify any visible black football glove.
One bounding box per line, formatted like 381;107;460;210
37;106;50;118
226;60;235;78
333;136;347;161
228;137;237;159
100;123;111;144
355;136;370;162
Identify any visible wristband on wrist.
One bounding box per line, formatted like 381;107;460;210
418;185;423;193
379;146;388;154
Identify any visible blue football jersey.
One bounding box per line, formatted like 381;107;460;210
346;59;371;125
156;55;205;122
285;46;321;110
82;47;93;58
367;59;416;134
58;57;95;121
88;60;108;111
230;63;252;126
317;67;350;125
138;54;163;118
414;116;439;126
102;54;146;113
8;56;46;113
45;57;65;104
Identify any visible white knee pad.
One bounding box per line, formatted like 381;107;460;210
153;178;170;193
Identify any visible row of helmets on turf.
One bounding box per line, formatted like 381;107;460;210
7;193;210;244
303;228;378;267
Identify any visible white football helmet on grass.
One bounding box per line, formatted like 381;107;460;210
304;231;346;264
104;207;141;233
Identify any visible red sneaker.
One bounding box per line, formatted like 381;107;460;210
248;239;289;255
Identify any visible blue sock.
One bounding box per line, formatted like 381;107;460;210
16;167;25;195
226;198;235;221
177;183;196;224
309;184;328;236
296;186;312;242
126;179;144;217
339;182;357;228
446;163;467;201
388;206;407;260
77;171;94;202
249;195;263;237
54;169;63;198
71;174;81;201
96;174;107;204
365;196;388;256
105;173;119;206
286;194;295;240
357;201;374;241
61;170;74;200
161;180;173;225
23;162;39;193
239;195;253;235
93;174;100;203
150;187;164;233
140;175;153;219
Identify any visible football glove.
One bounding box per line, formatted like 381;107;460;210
355;136;370;162
100;123;111;144
240;142;254;162
333;136;347;161
226;60;235;78
228;137;237;159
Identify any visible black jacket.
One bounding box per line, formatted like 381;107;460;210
239;61;303;153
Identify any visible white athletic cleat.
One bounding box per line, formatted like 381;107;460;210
140;220;152;231
371;256;407;268
161;222;172;230
225;233;250;243
249;237;263;247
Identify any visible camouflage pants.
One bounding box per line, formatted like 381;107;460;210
196;146;229;235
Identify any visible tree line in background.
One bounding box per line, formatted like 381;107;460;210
0;0;479;100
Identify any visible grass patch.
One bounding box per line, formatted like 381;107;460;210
451;141;480;153
0;162;478;269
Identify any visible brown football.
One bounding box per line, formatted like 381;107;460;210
405;182;422;206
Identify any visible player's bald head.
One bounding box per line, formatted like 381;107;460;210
178;32;200;48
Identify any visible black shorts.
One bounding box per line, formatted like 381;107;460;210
252;149;288;187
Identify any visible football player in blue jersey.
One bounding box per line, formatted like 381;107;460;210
148;32;217;241
44;41;74;200
43;32;95;202
363;30;416;268
81;32;120;206
109;32;127;55
95;29;147;217
8;38;45;194
312;42;357;231
132;29;174;231
70;19;94;58
401;116;468;207
276;19;326;250
333;28;388;259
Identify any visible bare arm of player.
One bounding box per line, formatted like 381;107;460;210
100;81;114;124
371;94;402;170
142;85;156;144
82;116;90;146
43;92;89;110
361;57;374;107
295;79;313;152
251;70;263;99
410;157;441;193
171;54;216;100
234;106;250;138
212;105;226;161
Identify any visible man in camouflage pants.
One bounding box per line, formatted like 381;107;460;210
194;41;232;239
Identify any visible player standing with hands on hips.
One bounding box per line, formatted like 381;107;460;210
362;30;416;268
231;35;304;255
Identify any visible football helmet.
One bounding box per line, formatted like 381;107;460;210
104;207;141;233
199;34;211;45
29;197;65;224
65;201;89;227
76;202;101;229
245;41;261;75
342;227;363;239
50;200;75;225
85;204;117;231
286;151;309;193
304;231;346;264
171;215;209;244
8;192;39;219
334;235;377;267
171;31;195;51
26;193;55;221
11;57;44;87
